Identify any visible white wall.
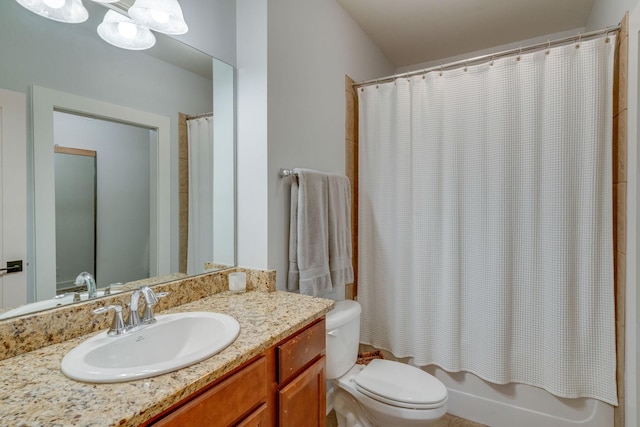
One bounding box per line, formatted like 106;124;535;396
235;0;394;288
175;0;236;66
586;0;640;30
236;0;269;270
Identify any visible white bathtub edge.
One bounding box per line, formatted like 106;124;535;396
446;387;614;427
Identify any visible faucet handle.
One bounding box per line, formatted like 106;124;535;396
93;305;126;336
104;282;123;296
125;290;143;329
141;289;169;325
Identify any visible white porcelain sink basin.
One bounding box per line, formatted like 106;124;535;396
61;311;240;383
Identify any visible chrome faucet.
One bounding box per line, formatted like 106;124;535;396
75;272;97;299
125;286;164;330
94;286;168;336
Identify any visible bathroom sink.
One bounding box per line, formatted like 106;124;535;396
61;311;240;383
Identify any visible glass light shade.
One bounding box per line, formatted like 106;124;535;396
128;0;188;35
15;0;89;23
97;10;156;50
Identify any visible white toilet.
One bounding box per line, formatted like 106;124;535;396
325;300;448;427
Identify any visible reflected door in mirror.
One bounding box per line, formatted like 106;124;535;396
54;146;96;292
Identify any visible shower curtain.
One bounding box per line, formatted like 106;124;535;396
186;116;214;275
358;35;617;405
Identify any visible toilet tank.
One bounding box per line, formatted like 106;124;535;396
325;300;362;380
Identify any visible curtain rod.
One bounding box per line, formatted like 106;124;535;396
186;112;213;120
353;25;621;89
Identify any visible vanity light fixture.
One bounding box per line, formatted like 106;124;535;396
16;0;189;51
15;0;89;23
128;0;188;35
97;10;155;50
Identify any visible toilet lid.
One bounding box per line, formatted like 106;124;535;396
354;359;447;410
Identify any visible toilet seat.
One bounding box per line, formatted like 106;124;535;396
354;359;448;410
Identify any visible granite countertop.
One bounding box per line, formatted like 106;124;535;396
0;290;334;426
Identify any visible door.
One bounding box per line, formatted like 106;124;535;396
0;88;27;308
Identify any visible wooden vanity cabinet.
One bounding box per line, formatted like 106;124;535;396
149;355;270;427
145;317;326;427
276;318;326;427
277;356;325;427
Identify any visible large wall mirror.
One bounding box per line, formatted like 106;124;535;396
0;1;235;319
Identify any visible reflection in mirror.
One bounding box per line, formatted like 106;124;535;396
54;112;154;291
33;85;173;302
54;145;98;292
0;1;235;319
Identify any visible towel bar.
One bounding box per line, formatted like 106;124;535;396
279;168;298;178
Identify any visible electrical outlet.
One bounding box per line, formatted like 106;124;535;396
7;260;23;273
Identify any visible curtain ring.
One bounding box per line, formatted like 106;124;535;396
546;40;551;55
464;61;468;72
490;55;494;67
439;65;443;76
605;26;611;43
576;33;582;49
517;47;522;61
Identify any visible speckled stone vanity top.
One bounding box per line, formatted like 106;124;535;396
0;290;334;426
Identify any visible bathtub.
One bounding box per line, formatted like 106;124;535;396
424;367;613;427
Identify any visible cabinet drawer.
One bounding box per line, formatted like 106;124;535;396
277;318;325;384
153;356;267;426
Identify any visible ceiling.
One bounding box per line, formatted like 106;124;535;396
337;0;597;68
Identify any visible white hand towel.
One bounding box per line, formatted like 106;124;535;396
327;174;354;287
288;169;333;296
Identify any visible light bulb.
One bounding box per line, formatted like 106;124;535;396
150;9;170;23
117;21;137;39
43;0;66;8
98;10;156;50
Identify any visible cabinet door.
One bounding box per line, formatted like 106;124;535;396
236;403;268;427
278;356;325;427
153;356;267;426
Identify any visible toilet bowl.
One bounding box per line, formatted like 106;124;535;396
325;300;448;427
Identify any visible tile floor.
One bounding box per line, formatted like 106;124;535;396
326;410;487;427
